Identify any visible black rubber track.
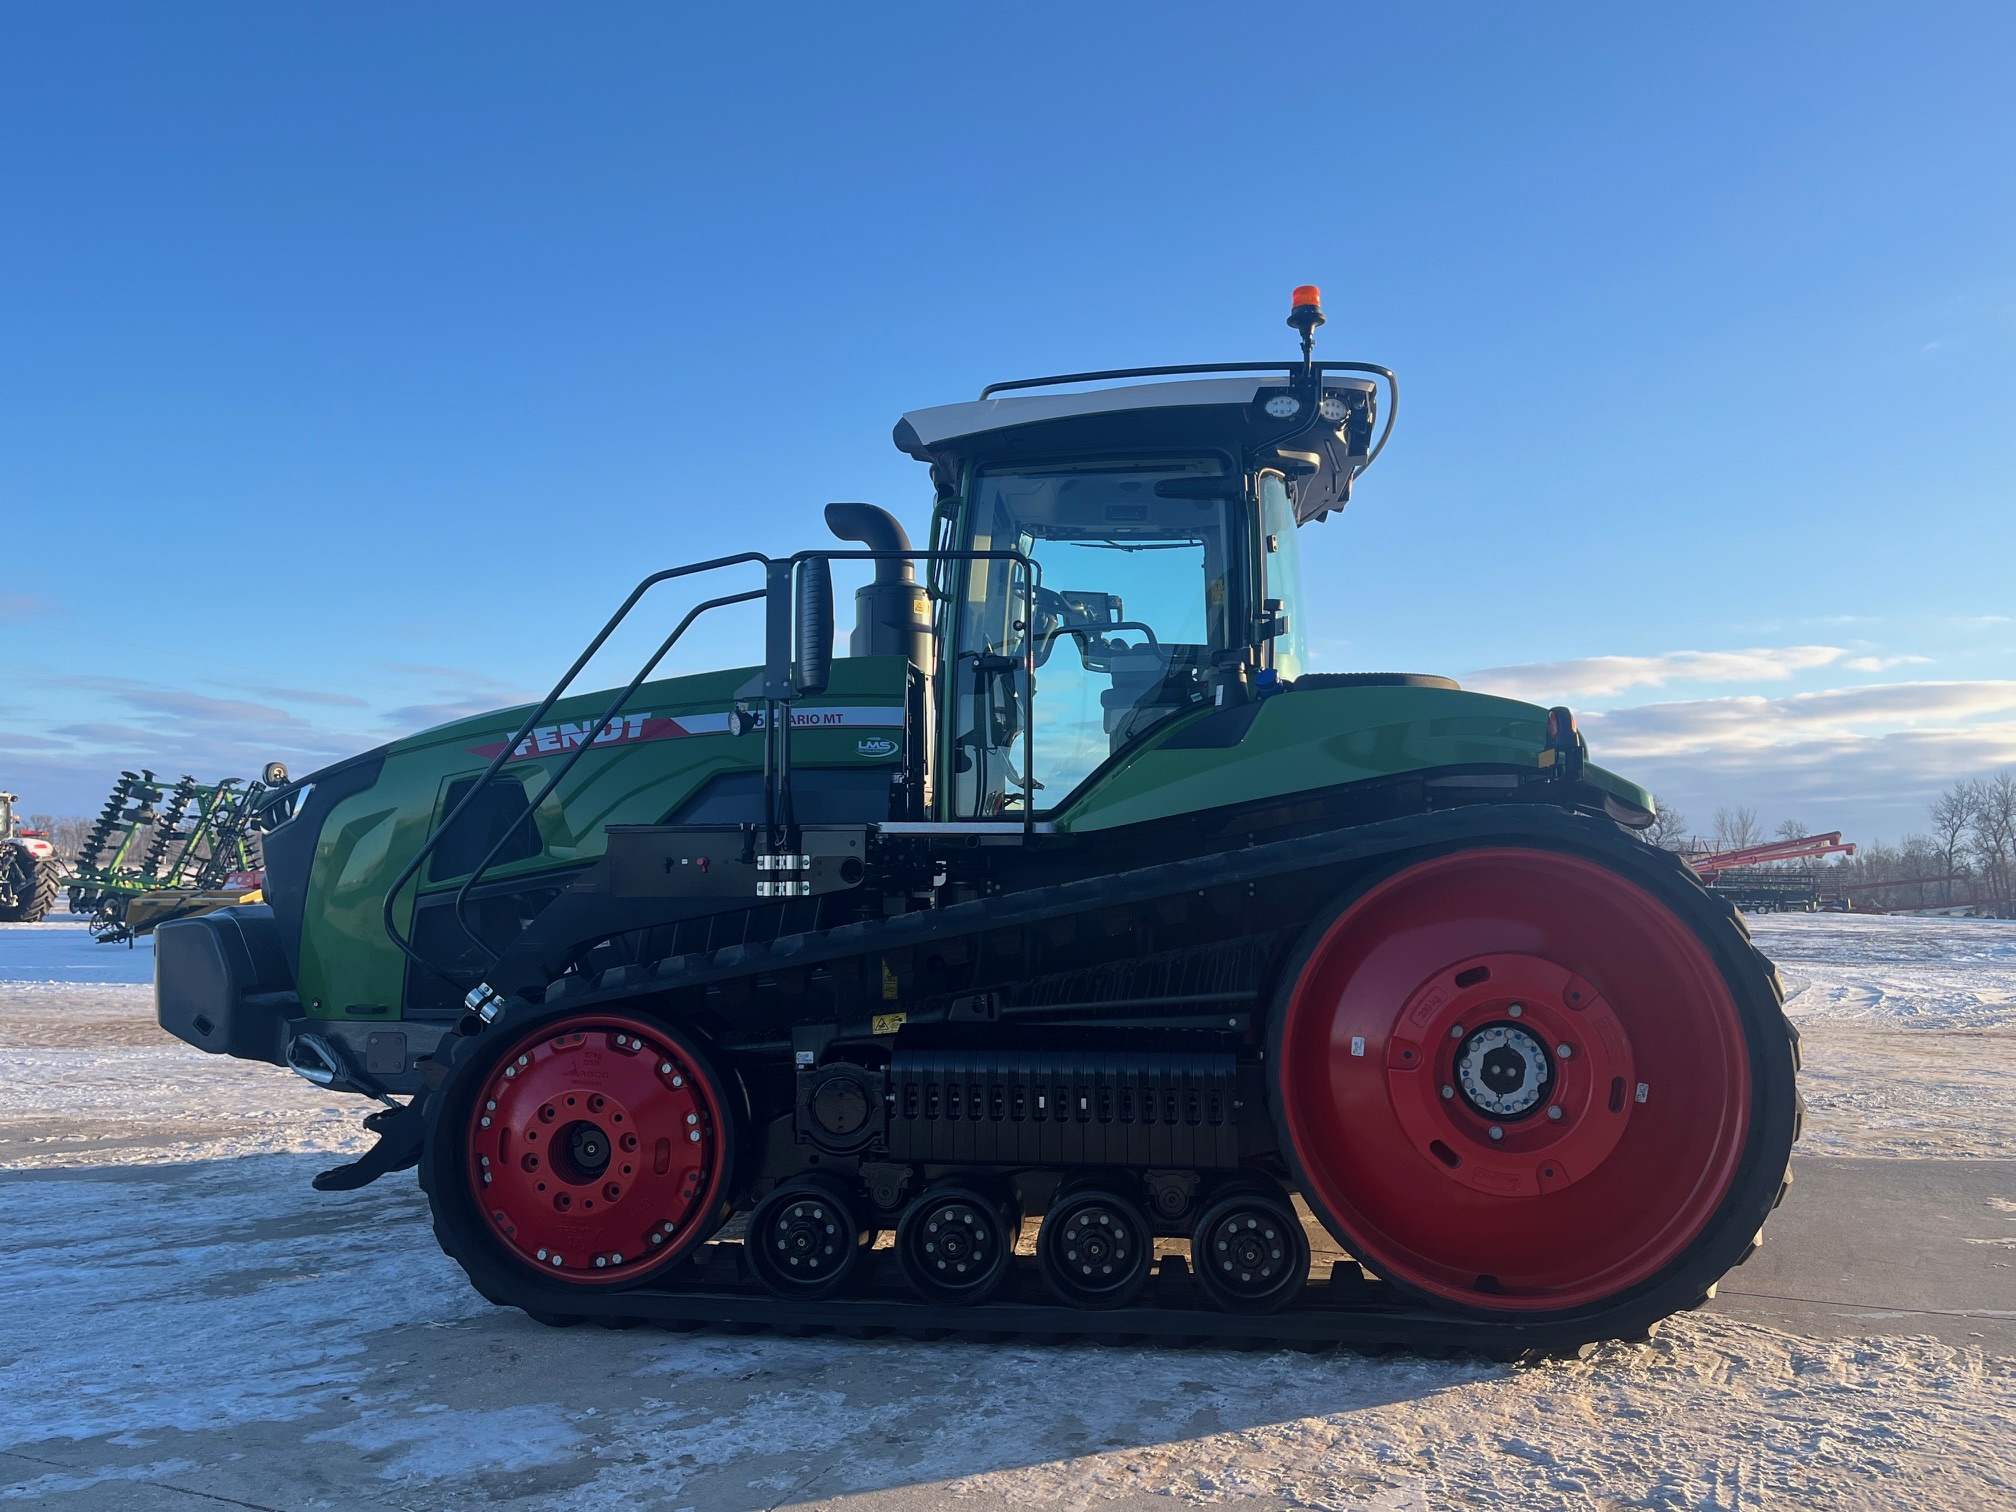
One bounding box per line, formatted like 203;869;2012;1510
417;803;1801;1353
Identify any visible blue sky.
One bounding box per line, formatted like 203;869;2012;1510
2;5;2011;841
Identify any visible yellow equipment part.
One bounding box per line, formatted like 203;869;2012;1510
125;888;263;938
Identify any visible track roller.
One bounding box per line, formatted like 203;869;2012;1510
745;1173;874;1299
1037;1179;1153;1310
1190;1178;1309;1314
895;1180;1018;1305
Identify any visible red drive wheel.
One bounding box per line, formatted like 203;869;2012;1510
462;1013;732;1287
1275;847;1756;1315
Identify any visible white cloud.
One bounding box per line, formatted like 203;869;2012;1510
1841;655;1933;673
1583;680;2016;759
1466;646;1847;702
1610;724;2016;845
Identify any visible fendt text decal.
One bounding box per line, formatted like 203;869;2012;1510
467;707;904;763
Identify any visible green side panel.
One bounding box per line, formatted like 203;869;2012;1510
293;656;913;1022
1055;685;1597;834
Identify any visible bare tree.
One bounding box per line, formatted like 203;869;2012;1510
1774;819;1809;842
1929;781;1978;905
1641;797;1691;850
1971;771;2016;912
1713;805;1763;851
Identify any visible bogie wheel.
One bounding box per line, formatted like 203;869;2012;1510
1037;1181;1153;1309
1271;841;1797;1324
421;1011;735;1294
895;1182;1018;1305
1189;1178;1310;1314
745;1173;874;1299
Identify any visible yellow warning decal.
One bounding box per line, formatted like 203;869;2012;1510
872;1012;907;1036
881;960;900;1000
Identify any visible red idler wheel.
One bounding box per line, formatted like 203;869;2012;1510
1274;848;1752;1314
466;1014;731;1287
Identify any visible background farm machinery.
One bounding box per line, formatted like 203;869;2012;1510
69;766;283;941
1682;831;1856;913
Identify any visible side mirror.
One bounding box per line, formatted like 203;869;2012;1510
793;557;833;697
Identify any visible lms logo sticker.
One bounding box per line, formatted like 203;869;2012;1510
855;736;899;758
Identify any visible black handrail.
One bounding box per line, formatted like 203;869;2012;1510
446;586;767;964
380;552;768;977
388;545;1041;985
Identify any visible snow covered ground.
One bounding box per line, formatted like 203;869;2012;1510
2;915;2013;1510
1752;912;2016;1160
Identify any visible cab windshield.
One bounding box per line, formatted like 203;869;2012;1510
949;459;1240;816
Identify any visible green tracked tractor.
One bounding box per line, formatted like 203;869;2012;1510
156;289;1799;1350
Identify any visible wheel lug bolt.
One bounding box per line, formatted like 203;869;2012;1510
1449;1024;1464;1040
1548;1106;1563;1121
1489;1126;1504;1141
1507;1003;1523;1017
660;1062;673;1074
1556;1044;1573;1058
1441;1085;1455;1099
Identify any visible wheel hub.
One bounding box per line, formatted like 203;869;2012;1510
922;1204;988;1271
1381;953;1635;1198
1062;1207;1128;1275
1456;1023;1551;1119
1205;1211;1285;1287
770;1199;841;1271
559;1120;612;1180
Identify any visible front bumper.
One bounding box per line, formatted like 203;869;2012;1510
155;905;446;1095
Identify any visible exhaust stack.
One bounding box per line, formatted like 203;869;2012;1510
824;502;932;671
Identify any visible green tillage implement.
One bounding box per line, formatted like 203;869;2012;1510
154;288;1799;1354
70;770;271;941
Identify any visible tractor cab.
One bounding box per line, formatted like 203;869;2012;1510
893;340;1387;816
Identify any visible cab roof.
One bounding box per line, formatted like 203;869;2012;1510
893;371;1383;524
